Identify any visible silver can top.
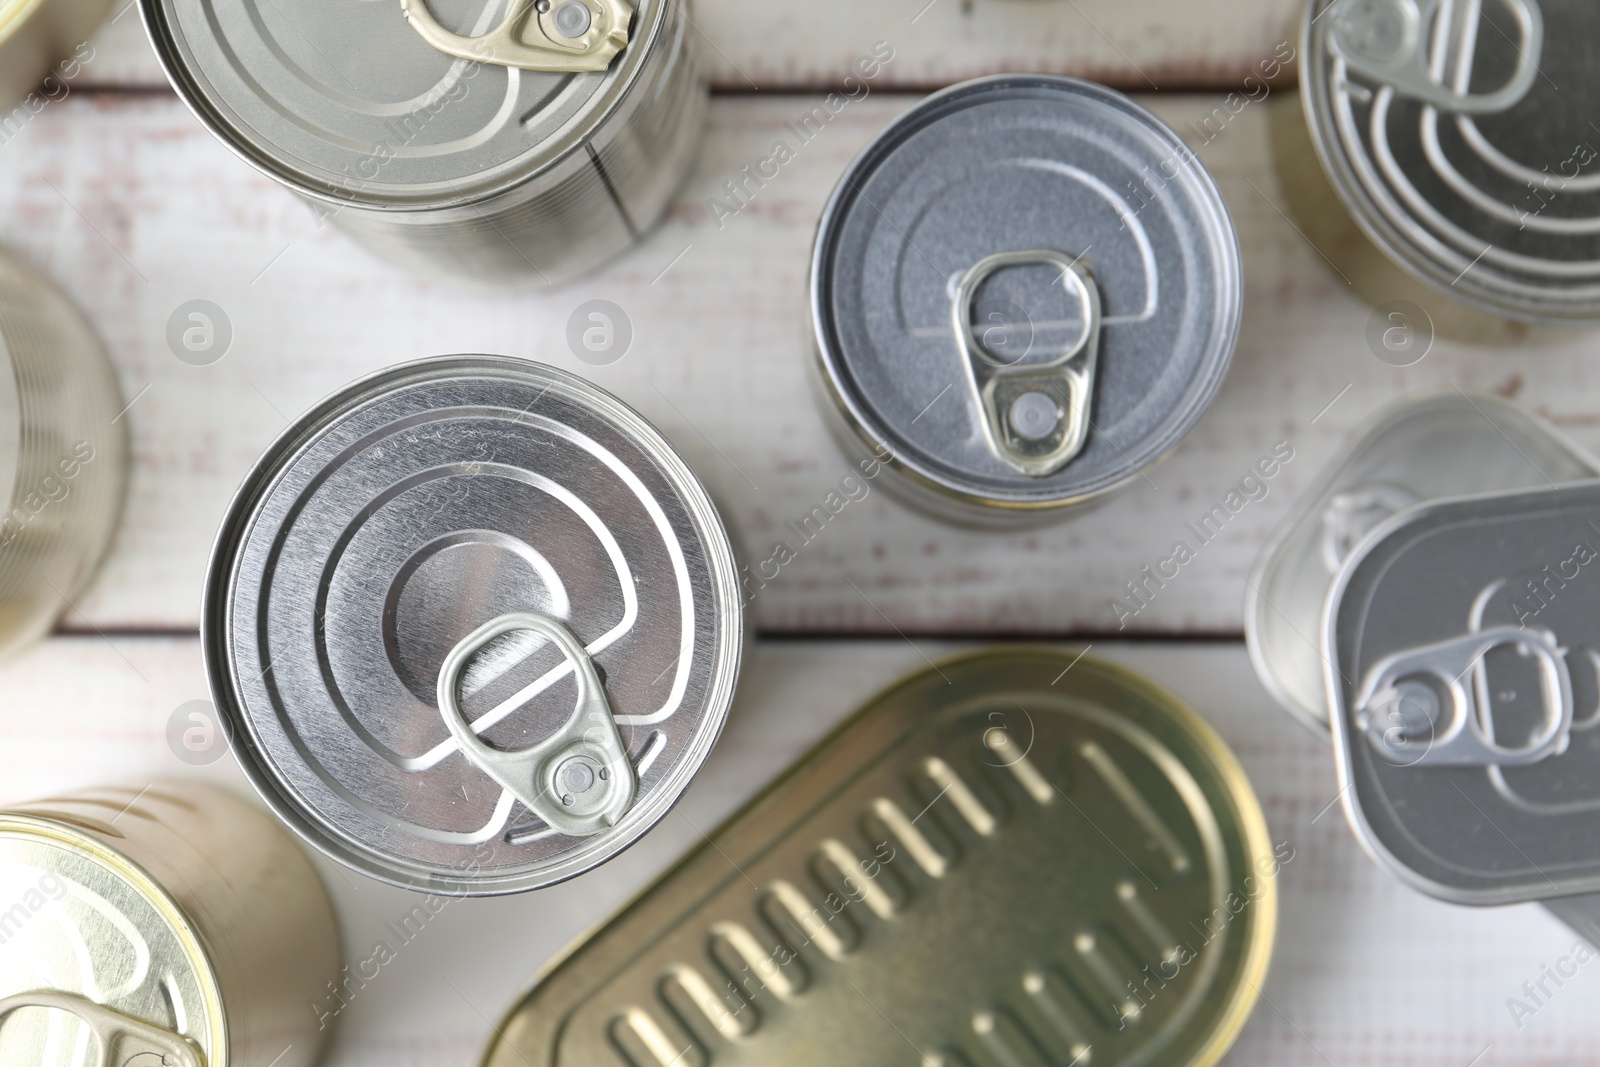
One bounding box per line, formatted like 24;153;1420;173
1326;480;1600;905
204;356;743;895
811;75;1241;515
1305;0;1600;322
141;0;661;207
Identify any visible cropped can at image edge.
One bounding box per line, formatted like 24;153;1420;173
0;0;110;110
0;781;342;1066
141;0;706;282
811;75;1242;524
483;649;1277;1067
204;355;744;896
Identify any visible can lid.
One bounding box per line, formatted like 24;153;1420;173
204;355;743;895
0;813;224;1067
811;75;1241;513
1327;480;1600;904
483;649;1276;1067
1247;390;1598;733
141;0;661;207
1305;0;1600;322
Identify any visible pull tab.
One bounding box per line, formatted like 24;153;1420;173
1327;0;1543;114
952;250;1101;478
1319;483;1418;571
0;990;204;1067
400;0;633;72
1355;625;1572;766
437;611;636;837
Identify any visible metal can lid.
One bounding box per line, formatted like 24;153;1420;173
204;355;743;895
811;75;1241;514
483;649;1276;1067
141;0;660;208
1304;0;1600;322
1327;480;1600;904
0;812;224;1067
1247;390;1598;733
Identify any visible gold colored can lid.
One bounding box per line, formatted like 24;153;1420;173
484;648;1277;1067
0;815;225;1066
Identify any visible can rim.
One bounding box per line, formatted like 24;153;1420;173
809;74;1242;514
202;354;744;896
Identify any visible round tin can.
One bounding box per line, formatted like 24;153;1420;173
1246;390;1598;734
1303;0;1600;323
0;781;341;1066
0;0;108;111
483;649;1278;1067
809;75;1242;525
0;245;126;660
204;355;744;896
140;0;705;283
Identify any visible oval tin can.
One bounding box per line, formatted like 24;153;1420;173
0;0;107;110
1303;0;1600;322
482;648;1278;1067
0;781;341;1066
810;75;1241;525
1247;389;1598;733
140;0;705;283
0;245;127;660
204;355;744;895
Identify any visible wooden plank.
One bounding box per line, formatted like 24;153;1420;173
65;0;1304;93
0;637;1588;1065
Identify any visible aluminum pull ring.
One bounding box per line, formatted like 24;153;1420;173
952;250;1102;478
1328;0;1543;115
437;611;637;837
400;0;633;73
0;990;205;1067
1355;625;1573;767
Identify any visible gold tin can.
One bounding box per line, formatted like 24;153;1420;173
0;0;109;112
483;649;1277;1067
0;781;342;1066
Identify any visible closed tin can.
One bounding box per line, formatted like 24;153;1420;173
0;245;126;660
1247;390;1597;733
1326;480;1600;938
0;0;107;111
0;780;341;1066
810;75;1242;525
141;0;704;283
1304;0;1600;323
204;355;743;895
483;649;1278;1067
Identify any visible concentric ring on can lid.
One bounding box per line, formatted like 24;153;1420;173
810;75;1242;516
140;0;668;207
203;355;743;895
1304;0;1600;322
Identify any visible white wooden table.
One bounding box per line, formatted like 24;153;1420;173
3;3;1597;1064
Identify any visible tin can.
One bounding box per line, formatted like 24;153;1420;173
1247;390;1597;733
1303;0;1600;323
0;246;126;660
809;75;1242;525
0;0;107;111
0;780;341;1066
1325;480;1600;939
482;648;1278;1067
204;355;744;895
141;0;705;283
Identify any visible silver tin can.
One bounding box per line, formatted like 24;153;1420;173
0;781;342;1066
1325;479;1600;939
1304;0;1600;323
809;75;1241;525
1247;390;1597;733
203;355;744;895
141;0;705;283
0;245;127;660
0;0;108;111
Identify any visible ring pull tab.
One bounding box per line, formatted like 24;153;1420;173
400;0;634;73
1327;0;1543;114
1318;483;1418;571
0;990;205;1067
437;611;636;838
952;250;1102;478
1355;625;1573;767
